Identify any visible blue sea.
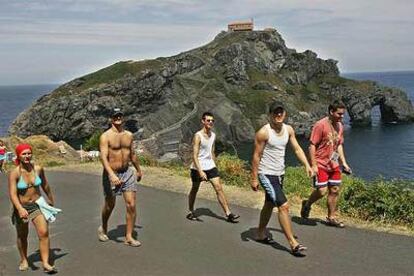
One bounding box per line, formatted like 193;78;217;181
0;71;413;180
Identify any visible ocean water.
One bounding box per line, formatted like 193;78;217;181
0;71;413;180
238;71;414;181
0;84;58;137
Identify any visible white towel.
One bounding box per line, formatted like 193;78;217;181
35;196;62;223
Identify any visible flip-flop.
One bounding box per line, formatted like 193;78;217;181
98;226;109;242
291;244;307;257
255;237;275;245
124;239;142;247
43;266;58;274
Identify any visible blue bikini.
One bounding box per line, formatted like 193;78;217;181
17;169;42;189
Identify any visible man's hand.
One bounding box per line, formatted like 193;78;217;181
312;164;319;175
251;179;259;191
342;163;352;175
198;171;207;181
305;165;314;177
136;170;143;182
109;173;122;186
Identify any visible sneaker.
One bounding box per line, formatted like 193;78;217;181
226;213;240;223
300;200;311;219
98;226;109;242
186;212;198;221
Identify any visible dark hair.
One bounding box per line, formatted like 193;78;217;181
202;112;214;120
328;100;346;113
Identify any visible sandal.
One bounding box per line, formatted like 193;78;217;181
43;266;58;274
226;213;240;223
186;212;198;221
124;239;142;247
326;217;345;228
255;236;275;245
291;243;307;257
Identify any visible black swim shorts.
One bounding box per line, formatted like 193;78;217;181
190;167;220;183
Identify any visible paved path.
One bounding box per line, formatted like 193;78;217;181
0;172;413;276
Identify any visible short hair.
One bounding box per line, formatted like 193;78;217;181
202;112;214;120
328;100;346;113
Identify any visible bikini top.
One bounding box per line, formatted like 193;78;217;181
17;167;42;190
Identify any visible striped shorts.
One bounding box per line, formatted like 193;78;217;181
258;174;287;207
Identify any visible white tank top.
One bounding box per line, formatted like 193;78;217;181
190;131;216;170
258;123;289;176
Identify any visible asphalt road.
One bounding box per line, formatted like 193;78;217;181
0;172;413;276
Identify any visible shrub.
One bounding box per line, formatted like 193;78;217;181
138;154;158;167
339;178;414;227
84;130;103;151
216;153;250;187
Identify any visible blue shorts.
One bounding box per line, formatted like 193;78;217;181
258;174;288;207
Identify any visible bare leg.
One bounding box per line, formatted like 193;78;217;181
257;201;274;240
277;203;299;248
306;187;328;207
209;177;231;216
101;195;116;233
327;186;340;218
32;215;53;270
123;191;138;243
16;223;29;269
188;181;201;212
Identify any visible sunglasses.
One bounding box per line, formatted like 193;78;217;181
205;119;215;123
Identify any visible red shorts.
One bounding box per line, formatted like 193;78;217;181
313;167;341;188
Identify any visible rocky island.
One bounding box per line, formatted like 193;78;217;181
9;28;414;160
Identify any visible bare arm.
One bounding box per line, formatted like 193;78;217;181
287;126;313;177
251;128;267;191
192;133;207;180
129;136;142;181
39;166;54;205
99;133;121;185
8;169;28;218
8;169;23;210
309;144;318;173
337;144;351;172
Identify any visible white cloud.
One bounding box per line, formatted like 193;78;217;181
0;0;413;84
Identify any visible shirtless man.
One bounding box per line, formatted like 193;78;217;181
98;108;143;247
251;102;313;256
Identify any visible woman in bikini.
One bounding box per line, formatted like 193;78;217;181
0;139;7;172
8;143;57;273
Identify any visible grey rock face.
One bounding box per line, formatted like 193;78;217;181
9;29;414;159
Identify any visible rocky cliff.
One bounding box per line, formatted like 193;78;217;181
9;29;414;160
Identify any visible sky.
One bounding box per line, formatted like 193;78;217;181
1;0;413;85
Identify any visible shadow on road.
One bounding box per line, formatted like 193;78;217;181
107;224;142;243
193;208;226;222
240;227;290;253
27;248;68;270
291;216;318;226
